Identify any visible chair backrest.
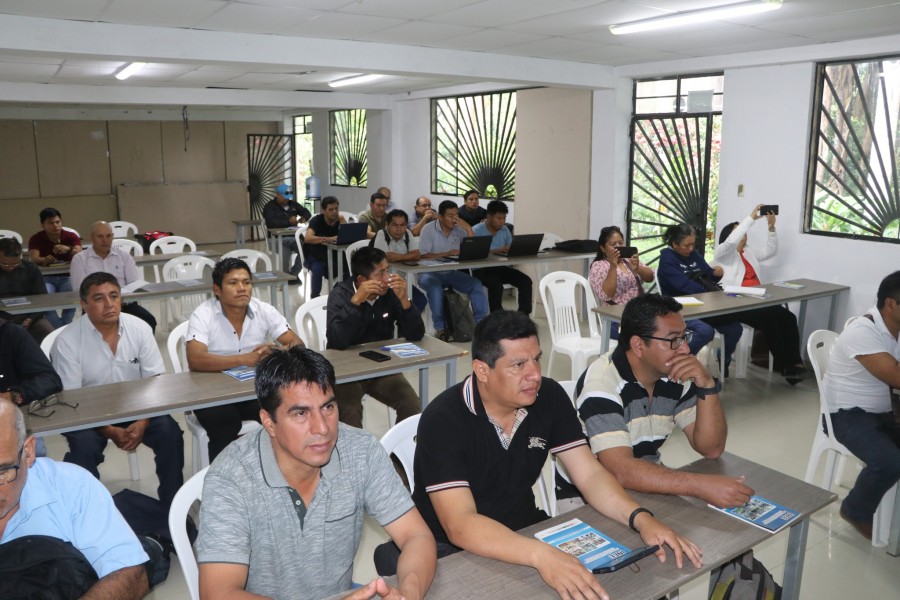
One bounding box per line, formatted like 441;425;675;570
294;295;328;350
380;414;421;492
40;324;68;360
221;249;273;273
168;466;208;600
345;239;370;268
339;211;358;223
163;255;217;281
541;232;562;250
167;321;191;373
807;329;839;387
293;227;308;264
149;235;197;255
62;226;80;241
111;238;144;257
0;229;22;243
557;380;577;407
109;220;138;238
539;271;599;343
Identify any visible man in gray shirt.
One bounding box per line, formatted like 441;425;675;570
196;347;436;600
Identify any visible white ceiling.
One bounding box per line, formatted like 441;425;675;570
0;0;898;103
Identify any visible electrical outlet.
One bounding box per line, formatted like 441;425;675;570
737;184;745;197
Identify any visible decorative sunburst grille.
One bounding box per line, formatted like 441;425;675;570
806;58;900;240
331;109;367;187
433;91;516;199
247;134;294;238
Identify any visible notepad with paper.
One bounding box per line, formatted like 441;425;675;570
723;285;766;296
673;296;704;306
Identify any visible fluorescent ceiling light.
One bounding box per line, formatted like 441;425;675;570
610;0;782;35
114;62;147;80
328;73;384;88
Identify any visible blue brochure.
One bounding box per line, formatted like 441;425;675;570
534;518;631;570
710;495;799;533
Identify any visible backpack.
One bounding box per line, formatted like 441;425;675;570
443;288;475;342
554;239;598;253
0;535;99;599
709;551;782;600
136;231;173;253
369;228;409;250
112;488;184;589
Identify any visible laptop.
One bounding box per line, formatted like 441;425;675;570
335;222;369;245
441;235;493;262
495;233;544;257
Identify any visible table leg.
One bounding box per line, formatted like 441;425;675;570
336;248;345;282
827;294;839;331
275;234;285;275
446;359;457;391
281;283;290;315
798;299;808;335
781;516;810;600
418;367;429;410
600;317;612;353
235;224;243;248
326;247;334;292
888;484;900;556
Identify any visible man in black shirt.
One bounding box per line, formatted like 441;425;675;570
411;311;702;600
0;238;55;343
303;196;347;298
262;183;311;275
326;247;422;428
0;316;62;409
456;189;487;227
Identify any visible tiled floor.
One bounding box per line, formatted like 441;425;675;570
39;248;900;599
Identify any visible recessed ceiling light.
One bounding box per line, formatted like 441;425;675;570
114;62;147;80
610;0;783;35
328;74;384;88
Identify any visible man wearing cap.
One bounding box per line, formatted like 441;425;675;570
263;184;311;275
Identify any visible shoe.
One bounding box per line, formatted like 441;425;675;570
435;329;450;342
839;506;873;540
783;365;808;386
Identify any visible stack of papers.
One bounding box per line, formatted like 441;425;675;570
773;281;805;290
673;296;704;306
223;366;256;381
121;280;150;294
723;285;766;296
380;343;429;358
1;297;30;306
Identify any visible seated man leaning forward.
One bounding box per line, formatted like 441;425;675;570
196;347;436;600
51;272;184;511
326;247;423;429
371;208;427;313
411;311;701;600
575;294;754;510
187;258;302;462
0;399;149;599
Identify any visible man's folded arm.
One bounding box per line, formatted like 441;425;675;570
382;508;436;600
199;562;269;600
81;564;148;600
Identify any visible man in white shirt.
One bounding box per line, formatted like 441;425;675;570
408;196;437;237
372;209;426;313
186;257;303;461
51;272;183;510
824;270;900;540
70;221;157;332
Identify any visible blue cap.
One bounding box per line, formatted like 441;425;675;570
276;183;294;200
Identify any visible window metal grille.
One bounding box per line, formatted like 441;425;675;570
432;91;516;200
331;109;367;187
247;134;294;240
805;57;900;241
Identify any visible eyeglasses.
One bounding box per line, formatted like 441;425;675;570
0;260;22;270
0;445;24;485
643;330;693;350
27;394;79;419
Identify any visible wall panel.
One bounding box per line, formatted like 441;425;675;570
0;120;39;200
224;121;277;182
34;120;111;197
109;121;164;185
160;121;226;182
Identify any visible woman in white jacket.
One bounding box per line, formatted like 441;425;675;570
715;204;807;384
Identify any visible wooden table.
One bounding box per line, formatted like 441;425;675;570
267;227;300;275
232;219;262;248
36;250;223;278
25;336;466;437
347;453;833;600
592;278;850;352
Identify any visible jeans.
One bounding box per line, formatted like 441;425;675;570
194;399;261;463
333;374;420;429
305;255;348;298
472;266;532;314
686;317;742;366
417;270;489;331
63;416;185;510
831;408;900;523
43;274;75;326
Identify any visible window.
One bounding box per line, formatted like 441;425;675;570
293;115;315;208
805;56;900;241
626;73;724;264
432;91;516;200
330;109;367;187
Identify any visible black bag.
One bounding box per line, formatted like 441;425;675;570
443;288;475;342
112;488;179;589
689;270;723;292
709;551;782;600
554;239;599;253
0;535;99;599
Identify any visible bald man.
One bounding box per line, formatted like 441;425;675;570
70;221;156;332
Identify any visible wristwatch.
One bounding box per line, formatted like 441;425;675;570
694;378;722;399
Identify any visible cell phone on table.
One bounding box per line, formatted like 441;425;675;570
359;350;391;362
617;246;638;259
759;204;779;215
591;545;659;574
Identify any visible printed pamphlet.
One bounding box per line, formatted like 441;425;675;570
255;272;277;280
380;343;429;358
121;279;150;294
709;495;799;533
773;281;805;290
723;285;766;297
223;366;256;381
1;297;30;306
176;279;204;287
673;296;704;306
534;518;630;570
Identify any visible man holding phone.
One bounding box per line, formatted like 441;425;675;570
326;247;423;428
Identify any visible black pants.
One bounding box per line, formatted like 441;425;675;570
122;302;157;333
472;266;532;314
194;400;261;463
734;305;802;372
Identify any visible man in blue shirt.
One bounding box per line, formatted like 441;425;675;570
472;200;532;314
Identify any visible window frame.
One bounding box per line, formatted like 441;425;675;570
329;108;368;188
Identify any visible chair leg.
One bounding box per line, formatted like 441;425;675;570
127;450;140;481
872;483;897;547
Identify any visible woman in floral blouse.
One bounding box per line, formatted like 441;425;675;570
589;226;654;339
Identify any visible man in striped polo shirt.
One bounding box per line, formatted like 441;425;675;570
577;294;753;509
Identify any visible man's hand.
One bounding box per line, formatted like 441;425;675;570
20;318;32;328
241;343;275;366
700;475;754;508
120;419;150;452
352;280;386;304
53;244;71;255
665;353;714;387
534;545;608;600
289;215;299;226
387;274;408;301
423;209;437;222
454;216;474;235
634;513;703;570
101;426;132;450
341;578;406;600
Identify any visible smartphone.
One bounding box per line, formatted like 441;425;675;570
591;545;659;574
617;246;638;259
359;350;391;362
759;204;779;215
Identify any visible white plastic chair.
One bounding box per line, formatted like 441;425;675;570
539;272;606;380
149;235;197;282
732;324;774;379
111;238;144;257
544;380;579;518
294;295;328;350
293;227;313;304
62;226;80;241
168;466;208;600
340;211;358;223
162;255;216;325
221;248;272;273
0;229;22;243
380;414;421;491
167;321;260;473
345;239;370;267
109;220;138;239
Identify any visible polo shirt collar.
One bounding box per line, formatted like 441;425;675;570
257;427;342;489
83;314;124;338
214;298;257;320
610;343;637;382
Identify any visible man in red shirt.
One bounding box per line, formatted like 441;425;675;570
27;207;81;326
